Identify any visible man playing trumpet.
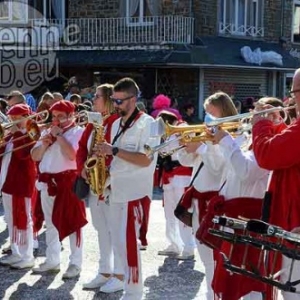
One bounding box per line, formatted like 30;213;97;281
31;100;87;279
0;104;37;269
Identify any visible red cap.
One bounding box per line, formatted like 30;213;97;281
7;104;32;116
49;100;75;114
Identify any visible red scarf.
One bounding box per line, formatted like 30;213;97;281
38;170;87;245
126;197;145;284
12;195;28;244
180;186;219;220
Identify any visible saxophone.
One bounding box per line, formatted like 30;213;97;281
84;121;108;196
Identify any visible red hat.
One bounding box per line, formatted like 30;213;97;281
49;100;75;114
7;104;32;116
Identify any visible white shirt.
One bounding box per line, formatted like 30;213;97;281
218;134;269;200
0;139;13;191
109;113;160;203
177;142;226;192
33;125;84;174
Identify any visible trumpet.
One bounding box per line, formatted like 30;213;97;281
206;105;297;127
145;121;241;158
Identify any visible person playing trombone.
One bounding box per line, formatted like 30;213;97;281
0;104;37;269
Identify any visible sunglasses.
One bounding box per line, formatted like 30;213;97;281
289;89;300;97
110;95;134;105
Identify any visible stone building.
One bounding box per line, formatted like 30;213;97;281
0;0;299;117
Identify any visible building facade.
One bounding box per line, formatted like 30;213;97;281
0;0;299;117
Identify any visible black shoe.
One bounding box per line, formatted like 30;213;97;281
2;246;12;255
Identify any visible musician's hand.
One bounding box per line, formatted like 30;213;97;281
9;124;20;134
50;125;63;138
212;127;228;144
42;134;53;147
251;114;265;126
97;142;113;156
291;227;300;234
184;141;202;154
81;168;88;181
252;104;281;124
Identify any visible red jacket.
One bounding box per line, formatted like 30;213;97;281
77;113;119;174
0;131;37;197
252;119;300;231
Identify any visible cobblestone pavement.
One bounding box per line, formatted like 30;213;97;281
0;192;207;300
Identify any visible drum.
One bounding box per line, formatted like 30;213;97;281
210;216;300;293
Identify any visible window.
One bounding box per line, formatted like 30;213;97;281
29;0;65;21
219;0;264;37
126;0;156;26
293;1;300;43
0;0;28;22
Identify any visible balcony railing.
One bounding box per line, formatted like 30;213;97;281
26;16;194;48
219;22;264;38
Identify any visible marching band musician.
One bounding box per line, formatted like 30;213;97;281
176;91;238;299
207;100;281;300
252;69;300;300
0;104;37;269
97;77;160;300
76;84;124;293
154;107;195;260
31;100;87;279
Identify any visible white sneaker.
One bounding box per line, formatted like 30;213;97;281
11;259;35;269
100;277;124;293
0;255;22;266
32;262;60;274
82;274;110;289
157;245;180;256
62;264;81;279
176;251;195;260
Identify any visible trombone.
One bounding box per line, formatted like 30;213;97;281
0;110;49;141
206;105;297;127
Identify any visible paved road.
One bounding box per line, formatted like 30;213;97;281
0;193;207;300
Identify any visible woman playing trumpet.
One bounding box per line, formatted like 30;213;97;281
176;91;238;299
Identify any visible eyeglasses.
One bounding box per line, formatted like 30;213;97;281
110;95;134;105
289;89;300;98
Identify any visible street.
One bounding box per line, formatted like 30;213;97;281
0;192;207;300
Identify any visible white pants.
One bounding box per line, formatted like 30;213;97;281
41;189;83;267
110;201;143;300
163;185;195;253
192;199;215;300
278;256;300;300
89;193;123;275
2;192;33;261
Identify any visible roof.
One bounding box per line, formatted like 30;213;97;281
56;46;209;67
193;36;300;70
56;37;300;70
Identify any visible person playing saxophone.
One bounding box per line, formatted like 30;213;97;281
76;84;124;293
